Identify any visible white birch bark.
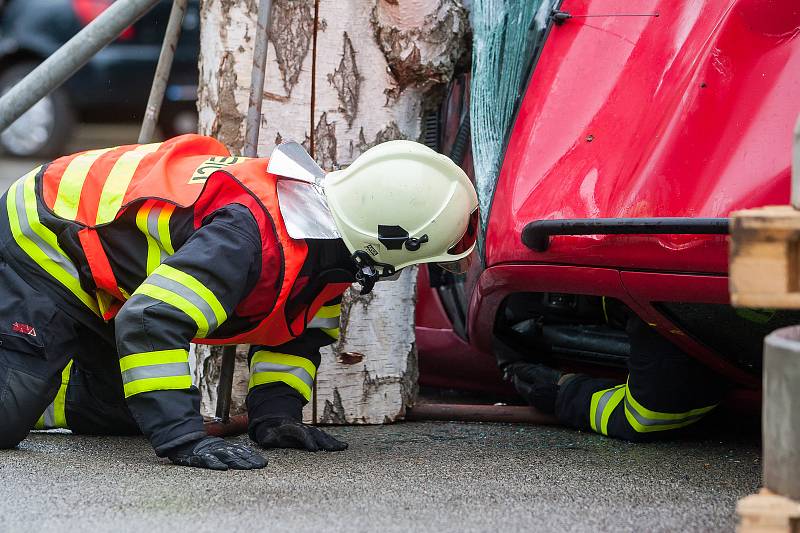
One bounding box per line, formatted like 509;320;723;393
196;0;468;422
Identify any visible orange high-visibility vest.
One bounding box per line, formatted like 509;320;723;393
39;134;350;346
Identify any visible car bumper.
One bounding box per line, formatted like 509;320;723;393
468;263;759;388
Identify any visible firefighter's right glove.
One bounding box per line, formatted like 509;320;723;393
253;417;348;452
505;362;563;415
168;436;267;471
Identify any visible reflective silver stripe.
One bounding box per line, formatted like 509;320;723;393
308;316;339;329
147;273;221;331
624;398;707;427
121;362;191;385
42;402;56;429
14;181;82;281
593;386;623;432
251;361;314;389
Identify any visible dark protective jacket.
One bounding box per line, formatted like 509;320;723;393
1;134;353;453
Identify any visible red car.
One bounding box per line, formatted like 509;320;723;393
416;0;800;409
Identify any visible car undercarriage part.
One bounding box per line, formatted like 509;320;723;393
494;292;632;371
522;217;730;252
655;302;800;375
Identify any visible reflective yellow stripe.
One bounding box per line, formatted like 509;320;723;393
600;387;625;435
135;201;160;275
135;201;175;275
590;389;603;433
321;327;340;340
249;372;313;401
156;264;227;326
119;349;191;398
95;143;161;224
623;379;718;433
249;351;317;400
589;384;625;435
7;173;99;315
119;349;189;372
52;148;115;220
34;360;73;430
53;360;73;428
157;203;175;254
315;304;341;319
135;283;209;337
625;379;716;421
123;375;192;397
250;351;317;378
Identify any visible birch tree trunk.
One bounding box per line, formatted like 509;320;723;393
195;0;469;423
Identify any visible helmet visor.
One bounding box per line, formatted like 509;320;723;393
447;208;479;256
438;250;475;274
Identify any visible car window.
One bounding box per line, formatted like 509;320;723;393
470;0;558;235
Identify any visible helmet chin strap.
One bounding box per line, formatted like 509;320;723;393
350;250;396;295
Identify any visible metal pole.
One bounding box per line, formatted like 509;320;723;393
406;403;559;425
215;345;237;423
762;326;800;501
138;0;188;143
0;0;161;132
242;0;273;157
214;0;272;423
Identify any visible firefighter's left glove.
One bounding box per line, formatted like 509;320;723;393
168;436;267;470
253;417;348;452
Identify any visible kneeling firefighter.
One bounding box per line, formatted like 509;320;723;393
0;134;478;470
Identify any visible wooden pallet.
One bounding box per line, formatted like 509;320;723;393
737;489;800;532
729;205;800;309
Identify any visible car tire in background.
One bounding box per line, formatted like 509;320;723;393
158;103;199;138
0;62;75;158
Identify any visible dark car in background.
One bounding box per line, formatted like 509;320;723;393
0;0;200;158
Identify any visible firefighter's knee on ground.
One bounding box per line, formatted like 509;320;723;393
0;425;28;449
0;392;34;449
0;365;57;448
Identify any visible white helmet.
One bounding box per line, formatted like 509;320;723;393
323;140;479;282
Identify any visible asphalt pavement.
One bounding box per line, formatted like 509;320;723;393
0;421;760;532
0;123;761;531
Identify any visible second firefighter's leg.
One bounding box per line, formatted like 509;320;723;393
556;317;728;441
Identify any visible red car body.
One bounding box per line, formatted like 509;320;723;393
417;0;800;402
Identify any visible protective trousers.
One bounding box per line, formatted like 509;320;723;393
0;254;138;448
555;318;728;442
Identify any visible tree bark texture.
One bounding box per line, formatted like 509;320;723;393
196;0;468;423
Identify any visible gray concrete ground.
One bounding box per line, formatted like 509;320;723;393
0;421;759;533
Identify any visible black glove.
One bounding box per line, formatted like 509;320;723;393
168;436;267;470
505;362;563;415
253;417;348;452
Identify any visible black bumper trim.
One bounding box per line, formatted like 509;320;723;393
521;217;729;252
